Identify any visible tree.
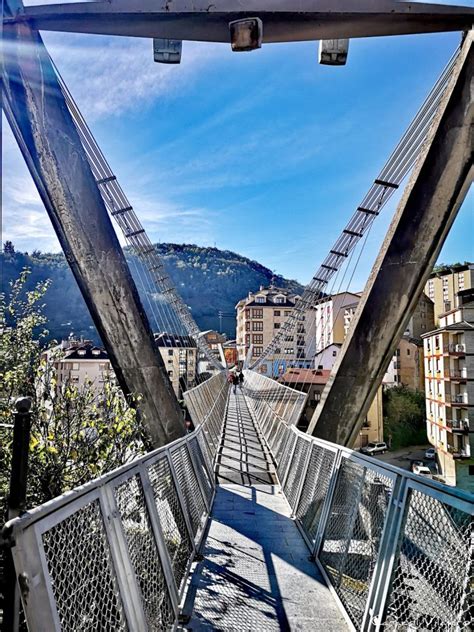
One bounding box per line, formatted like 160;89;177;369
383;386;427;450
3;241;15;256
0;269;148;510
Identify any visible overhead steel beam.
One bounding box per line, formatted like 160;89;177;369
7;0;474;42
2;11;186;447
308;30;473;446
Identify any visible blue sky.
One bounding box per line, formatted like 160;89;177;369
3;20;473;291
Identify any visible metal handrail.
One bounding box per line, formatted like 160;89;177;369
243;378;473;632
4;373;229;632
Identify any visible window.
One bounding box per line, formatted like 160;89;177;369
274;348;281;354
260;365;267;374
428;279;434;299
72;363;79;371
274;296;285;304
253;321;263;331
407;348;411;356
245;322;250;331
274;323;280;329
253;347;263;357
245;309;250;318
255;295;266;304
458;272;465;290
168;370;173;378
284;348;294;355
252;309;263;319
284;310;291;316
253;334;263;344
168;349;173;356
245;334;250;345
274;310;281;317
333;350;337;357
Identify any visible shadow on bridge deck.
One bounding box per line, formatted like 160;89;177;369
181;392;348;631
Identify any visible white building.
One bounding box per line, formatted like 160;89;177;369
155;333;197;399
422;290;474;492
43;339;112;391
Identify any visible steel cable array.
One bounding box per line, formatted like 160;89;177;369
52;61;223;373
251;49;460;371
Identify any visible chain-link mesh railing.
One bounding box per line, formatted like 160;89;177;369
383;487;473;632
4;373;229;631
243;373;474;632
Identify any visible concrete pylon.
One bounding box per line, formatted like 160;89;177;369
2;18;185;447
308;30;473;446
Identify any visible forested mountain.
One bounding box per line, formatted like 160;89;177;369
1;244;303;342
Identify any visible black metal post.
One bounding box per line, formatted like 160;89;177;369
2;397;32;632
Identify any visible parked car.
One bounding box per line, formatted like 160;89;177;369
360;442;388;455
411;460;424;472
425;447;436;460
413;464;432;478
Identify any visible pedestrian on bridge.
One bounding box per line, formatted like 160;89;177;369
231;372;239;394
238;371;244;389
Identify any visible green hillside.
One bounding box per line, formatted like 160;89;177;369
0;244;303;342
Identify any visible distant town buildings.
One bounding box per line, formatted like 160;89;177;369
383;293;435;390
425;264;474;325
422;289;474;492
278;367;383;448
197;330;226;376
155;333;197;399
235;285;301;376
223;340;238;368
43;338;112;391
312;292;361;357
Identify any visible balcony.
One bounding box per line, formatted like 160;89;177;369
446;419;469;433
444;343;466;356
451;393;468;406
449;369;468;382
447;444;471;459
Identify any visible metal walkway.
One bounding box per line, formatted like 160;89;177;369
182;391;348;630
5;373;473;632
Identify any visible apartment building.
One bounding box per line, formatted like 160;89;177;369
422;290;474;492
235;286;301;376
313;292;361;355
155;333;197;399
43;338;112;391
425;264;474;325
338;292;433;390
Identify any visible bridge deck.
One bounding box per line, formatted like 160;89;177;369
182;391;348;630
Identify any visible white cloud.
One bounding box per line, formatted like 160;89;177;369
43;32;223;121
1;28;223;251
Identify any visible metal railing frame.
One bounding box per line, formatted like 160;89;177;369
4;373;229;632
243;372;474;632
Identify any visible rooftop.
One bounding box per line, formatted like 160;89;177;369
278;367;331;385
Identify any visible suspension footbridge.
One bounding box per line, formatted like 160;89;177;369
1;0;473;630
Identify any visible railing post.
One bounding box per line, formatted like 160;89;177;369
2;397;32;632
312;448;343;557
361;475;409;631
290;438;313;517
280;429;299;489
139;466;180;612
166;451;197;552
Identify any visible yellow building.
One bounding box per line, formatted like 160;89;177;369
425;264;474;324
